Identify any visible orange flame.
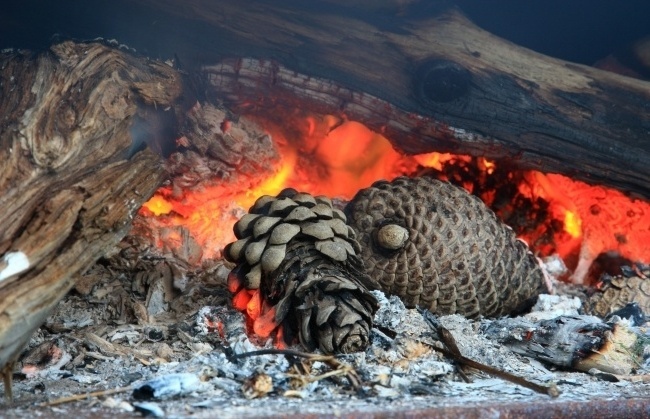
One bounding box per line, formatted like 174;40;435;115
235;148;298;209
142;195;174;216
563;210;582;239
141;114;650;286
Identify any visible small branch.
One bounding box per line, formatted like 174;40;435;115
39;386;132;407
427;340;560;397
420;310;559;397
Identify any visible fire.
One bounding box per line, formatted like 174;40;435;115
307;120;406;197
229;271;283;343
563;210;582;239
517;172;650;283
234;148;298;209
140;113;650;286
142;195;174;216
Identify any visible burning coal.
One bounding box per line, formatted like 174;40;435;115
138;106;650;287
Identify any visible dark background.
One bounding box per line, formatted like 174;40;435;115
1;0;649;66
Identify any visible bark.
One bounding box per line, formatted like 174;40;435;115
0;42;182;379
137;0;650;198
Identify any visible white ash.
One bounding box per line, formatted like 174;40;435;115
132;372;206;399
542;254;569;279
524;294;584;321
4;277;650;417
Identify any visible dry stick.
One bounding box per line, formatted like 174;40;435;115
438;327;472;384
426;326;560;397
39;386;132;407
232;348;361;390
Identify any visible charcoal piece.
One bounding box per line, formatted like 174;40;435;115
605;303;645;326
345;176;547;318
483;315;642;375
225;188;377;354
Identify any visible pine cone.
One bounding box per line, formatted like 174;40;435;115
345;176;547;318
586;274;650;318
224;189;378;354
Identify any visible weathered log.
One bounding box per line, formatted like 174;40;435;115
0;42;182;399
134;0;650;198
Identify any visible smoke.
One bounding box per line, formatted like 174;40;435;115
128;106;178;159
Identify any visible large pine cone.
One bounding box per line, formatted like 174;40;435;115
224;189;378;354
345;176;547;318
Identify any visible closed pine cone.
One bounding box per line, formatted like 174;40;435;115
224;188;378;354
345;176;548;318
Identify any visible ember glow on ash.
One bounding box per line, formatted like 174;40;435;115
140;113;650;287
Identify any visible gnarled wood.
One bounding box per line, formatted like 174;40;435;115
0;42;182;394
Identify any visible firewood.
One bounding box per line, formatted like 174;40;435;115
0;42;183;400
585;269;650;318
123;0;650;199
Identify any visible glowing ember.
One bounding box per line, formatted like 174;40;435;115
518;172;650;284
563;210;582;239
142;195;174;216
140;114;649;286
234;148;298;209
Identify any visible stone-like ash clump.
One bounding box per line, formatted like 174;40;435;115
224;188;378;354
345;176;547;318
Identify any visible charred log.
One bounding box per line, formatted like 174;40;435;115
483;315;642;376
124;0;650;198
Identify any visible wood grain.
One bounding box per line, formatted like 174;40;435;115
0;42;182;379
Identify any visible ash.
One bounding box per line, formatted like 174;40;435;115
3;262;650;418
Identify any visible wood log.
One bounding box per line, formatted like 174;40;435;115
133;0;650;199
0;42;182;399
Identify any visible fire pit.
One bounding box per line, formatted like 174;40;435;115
1;1;650;417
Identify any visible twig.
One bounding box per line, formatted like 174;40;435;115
427;341;559;396
2;361;14;403
231;348;361;390
39;386;132;407
438;327;472;383
432;328;559;396
419;308;559;397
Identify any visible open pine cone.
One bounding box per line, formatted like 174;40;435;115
345;176;548;318
224;188;378;354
